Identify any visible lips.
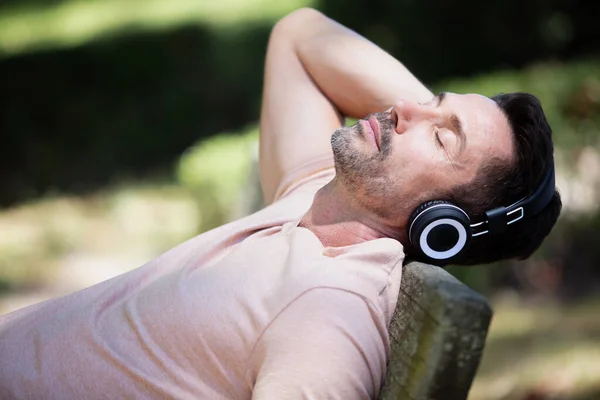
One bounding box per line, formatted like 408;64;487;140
359;120;377;151
368;116;381;150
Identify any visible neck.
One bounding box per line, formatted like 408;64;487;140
299;178;404;247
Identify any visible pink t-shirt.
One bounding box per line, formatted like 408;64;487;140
0;168;405;399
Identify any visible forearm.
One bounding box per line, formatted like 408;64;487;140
280;8;433;119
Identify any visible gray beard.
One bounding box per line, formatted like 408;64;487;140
330;112;397;219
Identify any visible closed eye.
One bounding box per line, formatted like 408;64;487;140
434;127;444;148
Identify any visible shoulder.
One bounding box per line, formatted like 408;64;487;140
285;230;405;304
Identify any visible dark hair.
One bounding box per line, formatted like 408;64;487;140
444;92;562;266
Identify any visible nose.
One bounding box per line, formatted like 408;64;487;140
391;100;438;134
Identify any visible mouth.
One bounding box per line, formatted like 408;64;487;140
359;119;378;151
368;116;381;151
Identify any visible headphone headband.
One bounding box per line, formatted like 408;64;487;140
510;161;556;217
473;161;556;236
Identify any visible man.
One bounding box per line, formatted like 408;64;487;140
0;8;560;399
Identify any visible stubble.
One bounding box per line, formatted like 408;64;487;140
330;112;397;219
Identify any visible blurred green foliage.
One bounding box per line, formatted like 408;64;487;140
0;0;314;55
319;0;599;83
0;22;271;205
1;0;599;208
177;125;259;230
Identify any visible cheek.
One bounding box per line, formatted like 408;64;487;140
399;126;432;151
395;146;447;190
394;133;440;170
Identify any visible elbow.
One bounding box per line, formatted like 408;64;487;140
278;7;326;26
271;8;327;41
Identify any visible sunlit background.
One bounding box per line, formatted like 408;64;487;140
1;0;599;399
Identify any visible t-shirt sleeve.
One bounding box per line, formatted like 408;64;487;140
248;288;389;400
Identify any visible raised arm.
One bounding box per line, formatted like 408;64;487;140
259;8;433;203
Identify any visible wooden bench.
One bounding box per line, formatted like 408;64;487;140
379;261;493;400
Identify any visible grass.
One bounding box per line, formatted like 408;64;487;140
0;182;202;298
0;0;314;57
469;294;600;400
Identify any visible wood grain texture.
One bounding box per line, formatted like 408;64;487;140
379;262;493;400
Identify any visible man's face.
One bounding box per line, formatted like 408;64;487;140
331;92;515;225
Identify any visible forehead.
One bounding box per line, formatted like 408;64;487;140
448;92;514;163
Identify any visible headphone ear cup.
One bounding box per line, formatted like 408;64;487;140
409;200;450;227
409;201;472;263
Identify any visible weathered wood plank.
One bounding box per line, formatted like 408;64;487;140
379;262;493;400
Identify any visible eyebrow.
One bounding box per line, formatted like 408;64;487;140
436;92;467;155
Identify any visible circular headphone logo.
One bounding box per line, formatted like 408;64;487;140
419;218;468;260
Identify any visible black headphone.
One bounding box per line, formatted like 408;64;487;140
408;162;556;263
